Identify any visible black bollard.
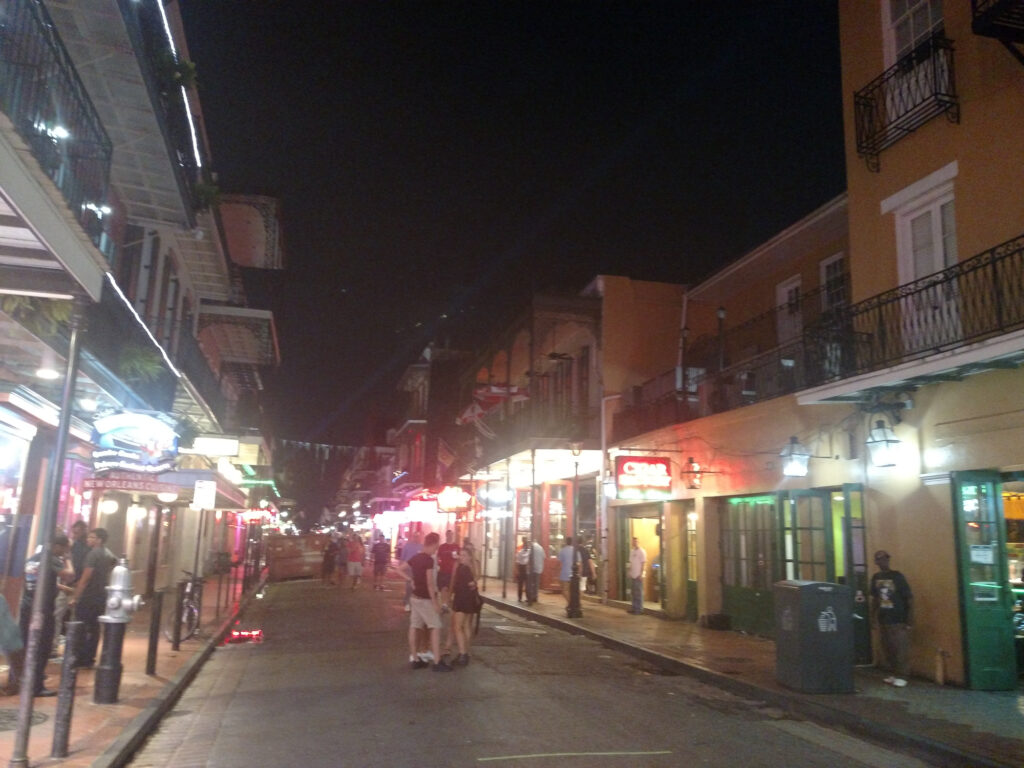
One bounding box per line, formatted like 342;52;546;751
51;621;82;757
146;590;163;676
171;580;185;651
567;561;583;618
94;620;125;704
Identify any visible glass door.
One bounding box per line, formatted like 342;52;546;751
781;490;832;582
952;471;1017;690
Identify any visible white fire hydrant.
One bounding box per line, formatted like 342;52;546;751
95;557;143;704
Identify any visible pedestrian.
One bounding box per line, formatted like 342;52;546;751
870;549;913;687
436;530;459;610
346;534;365;590
579;538;596;594
69;528;115;669
527;537;545;604
371;536;391;590
450;548;480;666
515;536;530;602
400;530;422;612
558;536;576;607
628;536;646;615
398;532;452;672
395;536;406;562
321;538;340;585
18;534;74;696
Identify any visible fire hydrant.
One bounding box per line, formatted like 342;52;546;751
95;557;143;703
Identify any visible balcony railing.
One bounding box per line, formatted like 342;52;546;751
613;233;1024;443
854;32;959;171
971;0;1024;67
0;0;114;258
120;0;201;198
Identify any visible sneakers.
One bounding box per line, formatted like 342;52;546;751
883;676;895;684
403;604;411;612
883;676;908;687
410;658;428;670
417;651;435;663
455;653;470;667
432;661;453;672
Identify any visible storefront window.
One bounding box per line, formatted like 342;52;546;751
516;489;532;537
722;496;777;589
548;484;567;556
0;422;31;577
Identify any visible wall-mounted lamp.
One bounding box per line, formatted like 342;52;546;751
780;436;811;478
681;457;703;489
569;441;583;457
35;348;60;380
866;418;900;468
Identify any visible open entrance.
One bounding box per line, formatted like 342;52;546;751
953;471;1023;689
618;506;661;611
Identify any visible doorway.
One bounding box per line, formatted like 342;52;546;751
619;506;661;611
951;472;1021;690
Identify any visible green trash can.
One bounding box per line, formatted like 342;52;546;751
773;580;854;693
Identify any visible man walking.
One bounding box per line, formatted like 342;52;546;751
346;534;365;590
400;530;423;612
398;532;452;672
870;549;913;687
515;536;530;602
69;528;116;669
628;536;646;615
371;536;391;590
527;537;545;605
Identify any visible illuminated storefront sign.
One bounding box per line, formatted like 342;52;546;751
91;412;178;474
615;456;672;501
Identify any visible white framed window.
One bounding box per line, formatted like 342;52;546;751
819;253;846;312
775;275;802;345
883;0;945;67
894;182;956;284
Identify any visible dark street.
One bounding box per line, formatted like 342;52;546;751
126;578;931;768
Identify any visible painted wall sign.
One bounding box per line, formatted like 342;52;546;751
615;456;672;500
91;412;178;474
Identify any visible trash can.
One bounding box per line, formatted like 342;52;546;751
773;580;854;693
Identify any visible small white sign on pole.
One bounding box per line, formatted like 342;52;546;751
192;479;217;510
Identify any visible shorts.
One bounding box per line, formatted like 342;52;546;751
374;560;387;576
409;596;442;630
347;561;363;576
437;571;453;590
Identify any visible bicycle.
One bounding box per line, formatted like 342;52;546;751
164;569;204;641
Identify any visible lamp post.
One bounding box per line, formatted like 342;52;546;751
598;393;621;604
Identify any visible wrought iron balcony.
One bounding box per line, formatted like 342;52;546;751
0;0;114;258
854;33;959;171
613;233;1024;443
172;328;229;427
971;0;1024;66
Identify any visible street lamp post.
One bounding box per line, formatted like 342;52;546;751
598;393;621;605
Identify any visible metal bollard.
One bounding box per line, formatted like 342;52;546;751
171;580;185;651
94;557;142;704
51;621;82;757
567;561;583;618
146;590;163;676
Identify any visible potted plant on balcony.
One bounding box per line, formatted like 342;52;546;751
192;181;221;212
118;343;164;383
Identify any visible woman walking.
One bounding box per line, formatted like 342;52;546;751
449;548;479;666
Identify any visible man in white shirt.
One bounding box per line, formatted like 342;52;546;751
628;537;646;615
527;538;545;605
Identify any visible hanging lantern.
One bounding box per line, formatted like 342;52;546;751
866;419;900;468
780;436;811;478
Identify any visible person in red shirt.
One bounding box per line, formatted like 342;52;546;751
346;534;365;590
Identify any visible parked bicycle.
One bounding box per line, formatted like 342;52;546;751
164;569;204;641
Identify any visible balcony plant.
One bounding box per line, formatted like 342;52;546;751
192;181;221;212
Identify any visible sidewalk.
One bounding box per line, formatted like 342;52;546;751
481;582;1024;768
0;568;260;768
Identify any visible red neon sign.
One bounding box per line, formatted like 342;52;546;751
615;456;672;500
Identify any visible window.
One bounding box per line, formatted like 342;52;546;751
819;253;847;313
775;275;802;345
886;0;944;66
721;496;777;590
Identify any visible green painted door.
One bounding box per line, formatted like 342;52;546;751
722;495;778;635
952;471;1017;690
841;485;873;665
685;509;698;621
781;490;833;582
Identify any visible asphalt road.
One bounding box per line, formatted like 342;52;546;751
126;578;936;768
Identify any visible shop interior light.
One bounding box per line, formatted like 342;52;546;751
156;491;178;503
866;419;901;468
780;436;811;478
99;498;120;515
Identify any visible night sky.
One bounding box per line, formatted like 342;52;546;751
179;1;845;445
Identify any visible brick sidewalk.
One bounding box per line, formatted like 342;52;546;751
481;581;1024;768
0;569;257;768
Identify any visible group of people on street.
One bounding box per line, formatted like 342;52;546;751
0;521;116;697
517;535;598;608
398;530;481;672
321;532;385;590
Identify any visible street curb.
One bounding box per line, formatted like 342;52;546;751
89;576;268;768
483;597;1012;768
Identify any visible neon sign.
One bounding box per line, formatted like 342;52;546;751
91;412;178;474
615;456;672;501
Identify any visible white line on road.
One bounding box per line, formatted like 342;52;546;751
478;751;672;762
768;721;931;768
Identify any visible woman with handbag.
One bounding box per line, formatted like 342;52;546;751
449;548;480;666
